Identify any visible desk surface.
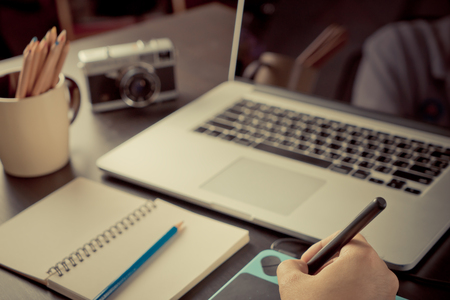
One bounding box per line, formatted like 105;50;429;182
0;4;449;300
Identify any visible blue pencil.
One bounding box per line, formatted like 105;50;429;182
93;221;184;300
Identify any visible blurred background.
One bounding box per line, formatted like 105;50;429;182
2;0;450;61
2;0;450;106
0;0;238;60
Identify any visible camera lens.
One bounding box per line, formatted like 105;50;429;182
129;76;153;99
119;65;161;108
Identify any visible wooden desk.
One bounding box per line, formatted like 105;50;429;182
0;3;449;299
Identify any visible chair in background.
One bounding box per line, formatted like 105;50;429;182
242;24;348;95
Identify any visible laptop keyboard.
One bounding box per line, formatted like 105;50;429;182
194;99;450;195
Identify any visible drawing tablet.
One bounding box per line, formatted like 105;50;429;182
209;249;409;300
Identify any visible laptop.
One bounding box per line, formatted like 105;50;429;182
97;0;450;271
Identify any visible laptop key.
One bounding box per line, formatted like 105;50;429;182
369;178;384;184
326;152;341;159
393;170;433;185
414;147;429;154
410;165;440;177
297;143;309;151
381;148;395;155
208;130;222;137
387;179;406;189
342;156;358;164
375;165;392;174
281;140;294;147
393;160;409;168
329;143;342;150
254;143;332;168
415;156;430;164
352;170;370;179
376;156;391;163
345;147;358;155
313;148;325;155
330;164;353;174
398;152;413;159
235;138;252;146
396;142;412;150
405;187;421;195
361;151;375;159
431;160;448;169
349;139;362;146
334;135;347;142
222;134;236;141
365;143;379;151
195;126;208;133
314;139;326;146
252;132;265;139
431;151;450;161
367;135;378;141
299;135;310;142
358;161;374;169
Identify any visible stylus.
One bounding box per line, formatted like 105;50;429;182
307;197;386;275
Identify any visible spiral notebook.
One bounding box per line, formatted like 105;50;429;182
0;177;249;300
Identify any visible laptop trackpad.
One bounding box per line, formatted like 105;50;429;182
201;158;325;215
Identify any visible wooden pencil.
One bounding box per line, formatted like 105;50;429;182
51;40;70;88
23;36;36;54
42;30;66;92
32;30;66;96
15;49;32;98
15;37;38;97
26;40;43;96
49;27;57;51
33;39;48;92
31;43;57;96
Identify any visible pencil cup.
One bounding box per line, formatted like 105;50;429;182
0;70;80;177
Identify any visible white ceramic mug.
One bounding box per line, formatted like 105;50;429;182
0;70;80;177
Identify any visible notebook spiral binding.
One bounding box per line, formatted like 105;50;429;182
46;201;157;278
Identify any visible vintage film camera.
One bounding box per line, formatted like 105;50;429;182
78;38;177;112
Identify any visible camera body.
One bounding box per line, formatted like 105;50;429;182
78;38;177;112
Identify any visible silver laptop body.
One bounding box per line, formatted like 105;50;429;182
97;0;450;271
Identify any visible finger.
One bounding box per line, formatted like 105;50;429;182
277;259;310;300
301;230;340;263
339;233;374;259
350;233;368;243
277;259;308;276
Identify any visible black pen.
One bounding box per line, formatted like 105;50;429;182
307;197;386;275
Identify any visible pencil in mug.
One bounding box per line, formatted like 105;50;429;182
51;40;70;88
15;48;33;98
32;30;67;96
27;39;48;96
41;29;66;93
22;36;35;54
29;39;49;94
15;37;38;98
48;26;57;52
30;27;57;96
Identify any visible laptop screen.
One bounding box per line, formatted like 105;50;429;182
232;0;450;130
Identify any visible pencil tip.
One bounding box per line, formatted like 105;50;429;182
175;221;184;229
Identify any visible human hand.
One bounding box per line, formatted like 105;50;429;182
277;233;399;300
